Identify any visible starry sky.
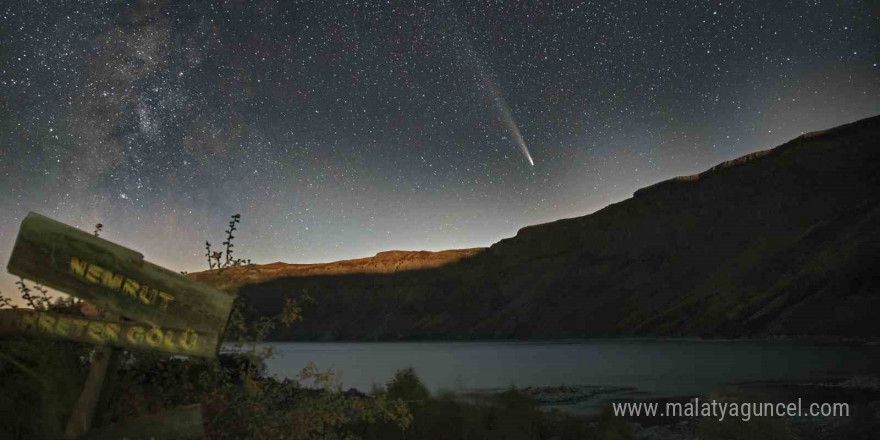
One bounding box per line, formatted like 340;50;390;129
1;0;878;301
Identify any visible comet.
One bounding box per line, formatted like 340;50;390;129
483;75;534;166
456;27;535;167
478;67;535;167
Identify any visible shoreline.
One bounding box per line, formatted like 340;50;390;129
258;336;880;345
532;375;880;439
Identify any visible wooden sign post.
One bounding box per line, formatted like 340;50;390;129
3;212;237;439
7;213;235;338
66;321;117;439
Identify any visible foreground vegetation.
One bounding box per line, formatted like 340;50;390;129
0;285;613;439
0;225;633;440
7;285;851;440
0;213;602;439
4;215;873;439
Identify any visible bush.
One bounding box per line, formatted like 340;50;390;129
385;367;430;403
0;286;410;440
0;218;589;439
353;368;597;440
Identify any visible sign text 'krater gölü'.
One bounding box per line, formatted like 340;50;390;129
6;212;235;358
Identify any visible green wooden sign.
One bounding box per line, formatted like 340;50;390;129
4;213;223;437
78;404;204;440
0;309;219;358
6;213;235;340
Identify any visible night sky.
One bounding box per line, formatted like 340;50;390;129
1;0;878;301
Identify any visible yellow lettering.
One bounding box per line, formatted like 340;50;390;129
145;327;163;347
70;257;88;277
86;264;104;284
126;326;145;344
68;257;171;314
104;323;121;342
100;270;124;290
38;313;56;333
139;286;158;305
122;279;140;299
179;329;199;351
56;316;71;336
162;330;177;350
20;313;38;332
158;292;175;310
86;322;104;342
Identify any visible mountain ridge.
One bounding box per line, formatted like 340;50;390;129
192;115;880;340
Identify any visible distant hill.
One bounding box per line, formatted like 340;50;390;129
192;115;880;340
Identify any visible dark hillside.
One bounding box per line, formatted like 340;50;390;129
192;115;880;340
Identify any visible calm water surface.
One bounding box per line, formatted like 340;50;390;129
254;340;880;411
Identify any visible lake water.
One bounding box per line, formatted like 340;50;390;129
257;340;880;412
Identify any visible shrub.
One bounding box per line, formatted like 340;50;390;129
385;367;430;404
354;368;596;440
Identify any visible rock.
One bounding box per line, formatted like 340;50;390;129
636;425;676;440
190;249;483;291
834;376;880;390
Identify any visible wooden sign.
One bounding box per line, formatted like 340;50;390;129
0;309;219;358
78;404;204;440
6;213;235;341
4;213;223;438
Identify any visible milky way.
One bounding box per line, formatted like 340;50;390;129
1;0;877;301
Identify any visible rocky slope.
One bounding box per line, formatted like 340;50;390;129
190;248;484;291
192;115;880;340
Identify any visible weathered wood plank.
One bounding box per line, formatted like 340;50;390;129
78;404;204;440
0;309;220;358
6;213;235;339
65;310;121;439
93;346;125;427
64;343;115;439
